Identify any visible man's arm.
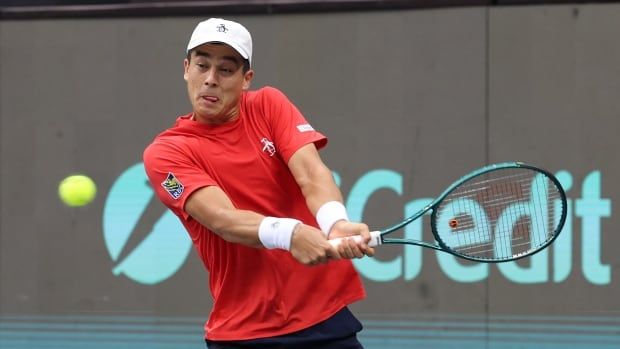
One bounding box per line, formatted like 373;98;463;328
288;143;375;258
185;186;265;247
184;185;342;265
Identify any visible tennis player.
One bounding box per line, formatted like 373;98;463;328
143;18;374;348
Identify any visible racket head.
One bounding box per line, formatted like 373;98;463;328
429;162;567;263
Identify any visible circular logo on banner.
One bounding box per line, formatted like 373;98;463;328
103;163;192;285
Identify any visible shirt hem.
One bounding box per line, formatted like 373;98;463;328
203;292;365;341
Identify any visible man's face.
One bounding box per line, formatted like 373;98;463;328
184;43;253;124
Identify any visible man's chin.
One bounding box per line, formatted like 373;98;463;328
195;107;220;119
195;112;235;125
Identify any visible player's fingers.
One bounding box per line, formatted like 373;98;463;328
303;246;329;265
310;257;327;266
350;235;373;258
352;238;367;258
309;260;324;266
325;242;341;260
339;237;350;254
364;246;375;257
343;238;365;259
339;238;356;259
351;241;365;258
359;226;372;246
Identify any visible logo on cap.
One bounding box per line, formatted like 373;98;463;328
216;24;228;33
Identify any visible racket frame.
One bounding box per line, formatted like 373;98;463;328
377;162;568;263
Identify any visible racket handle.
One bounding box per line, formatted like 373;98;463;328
328;230;382;248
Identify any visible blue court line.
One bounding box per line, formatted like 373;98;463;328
0;330;197;342
0;308;620;323
0;322;199;333
360;313;620;323
359;337;620;349
2;314;619;349
2;334;617;349
2;319;618;334
361;335;620;344
2;317;617;328
2;328;618;344
359;329;620;343
0;339;200;349
3;313;619;323
362;320;620;333
0;314;204;324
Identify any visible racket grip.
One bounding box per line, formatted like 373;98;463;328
328;230;382;248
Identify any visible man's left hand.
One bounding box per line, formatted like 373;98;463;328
328;221;375;259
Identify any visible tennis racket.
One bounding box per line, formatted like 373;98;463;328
329;162;567;263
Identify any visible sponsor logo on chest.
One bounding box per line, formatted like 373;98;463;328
260;137;276;157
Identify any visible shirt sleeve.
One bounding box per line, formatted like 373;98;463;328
259;87;328;163
143;139;216;220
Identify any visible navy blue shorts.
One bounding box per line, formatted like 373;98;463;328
205;307;364;349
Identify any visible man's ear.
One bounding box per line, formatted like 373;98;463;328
242;70;254;90
183;58;190;81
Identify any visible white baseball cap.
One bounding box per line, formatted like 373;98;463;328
186;18;253;66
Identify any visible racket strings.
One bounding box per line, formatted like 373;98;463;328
452;180;562;209
445;186;563;226
434;168;564;260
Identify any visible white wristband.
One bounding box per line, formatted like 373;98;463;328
258;217;301;251
316;201;349;237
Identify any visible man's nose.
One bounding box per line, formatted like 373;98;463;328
204;68;217;85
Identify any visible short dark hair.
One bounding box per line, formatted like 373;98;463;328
186;48;251;74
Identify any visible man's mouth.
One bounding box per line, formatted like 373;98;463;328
202;95;219;103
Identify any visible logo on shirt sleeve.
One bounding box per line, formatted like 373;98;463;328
296;124;314;132
161;172;184;199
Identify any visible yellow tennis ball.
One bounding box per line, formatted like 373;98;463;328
58;175;97;207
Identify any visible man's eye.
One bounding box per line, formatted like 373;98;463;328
196;63;207;69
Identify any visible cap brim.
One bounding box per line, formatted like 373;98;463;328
187;37;250;62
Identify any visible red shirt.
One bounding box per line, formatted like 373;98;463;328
143;86;365;340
